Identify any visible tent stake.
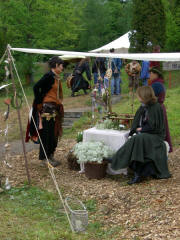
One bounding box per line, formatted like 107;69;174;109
7;46;31;185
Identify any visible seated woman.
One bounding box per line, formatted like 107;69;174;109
149;67;173;152
110;86;171;184
71;57;91;97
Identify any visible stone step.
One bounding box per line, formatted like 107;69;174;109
63;117;80;126
63;112;84;128
64;111;83;118
62;95;122;128
111;95;122;104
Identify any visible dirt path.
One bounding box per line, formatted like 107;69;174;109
0;140;39;157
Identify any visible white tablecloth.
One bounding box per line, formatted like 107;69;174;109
83;127;130;175
83;127;129;151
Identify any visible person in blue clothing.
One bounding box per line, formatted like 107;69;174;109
110;48;122;95
140;60;150;86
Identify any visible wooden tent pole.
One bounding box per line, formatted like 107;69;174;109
7;46;31;185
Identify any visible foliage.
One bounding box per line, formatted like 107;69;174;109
107;0;133;41
76;0;133;51
163;0;180;51
0;0;179;61
129;0;166;52
74;141;114;163
0;0;79;82
76;131;83;142
95;118;125;130
76;0;112;51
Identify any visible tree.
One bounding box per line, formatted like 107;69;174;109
77;0;132;51
162;0;180;51
76;0;112;51
129;0;166;53
107;0;133;40
0;0;79;84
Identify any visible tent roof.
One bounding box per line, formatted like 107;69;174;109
90;32;130;53
10;46;180;62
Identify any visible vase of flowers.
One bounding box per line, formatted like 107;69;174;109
74;141;114;179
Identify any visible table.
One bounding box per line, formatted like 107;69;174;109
83;127;130;175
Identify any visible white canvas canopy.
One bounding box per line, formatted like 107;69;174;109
60;55;86;61
90;32;130;53
11;46;180;62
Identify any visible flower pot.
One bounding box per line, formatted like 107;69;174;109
85;161;108;179
67;150;80;171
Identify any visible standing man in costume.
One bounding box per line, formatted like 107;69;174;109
27;56;65;167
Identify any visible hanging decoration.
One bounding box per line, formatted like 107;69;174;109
10;92;23;109
0;53;13;193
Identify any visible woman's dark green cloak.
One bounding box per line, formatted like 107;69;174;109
111;102;171;179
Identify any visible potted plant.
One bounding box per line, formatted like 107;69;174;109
74;141;114;179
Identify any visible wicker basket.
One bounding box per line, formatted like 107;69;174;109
67;150;80;171
85;160;108;179
65;197;88;232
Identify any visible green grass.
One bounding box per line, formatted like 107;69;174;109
0;186;115;240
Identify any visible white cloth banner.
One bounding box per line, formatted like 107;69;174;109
10;46;180;62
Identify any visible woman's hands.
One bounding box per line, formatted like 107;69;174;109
136;127;142;132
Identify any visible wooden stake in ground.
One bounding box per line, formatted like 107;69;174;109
7;46;31;185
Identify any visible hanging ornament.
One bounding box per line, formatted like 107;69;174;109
11;92;23;109
4;65;10;80
3;105;10;121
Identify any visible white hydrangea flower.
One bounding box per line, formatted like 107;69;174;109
74;141;115;164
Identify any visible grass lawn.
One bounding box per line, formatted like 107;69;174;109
0;186;118;240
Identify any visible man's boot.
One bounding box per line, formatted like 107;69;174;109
49;154;61;167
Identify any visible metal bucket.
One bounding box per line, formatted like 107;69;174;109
65;197;88;232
